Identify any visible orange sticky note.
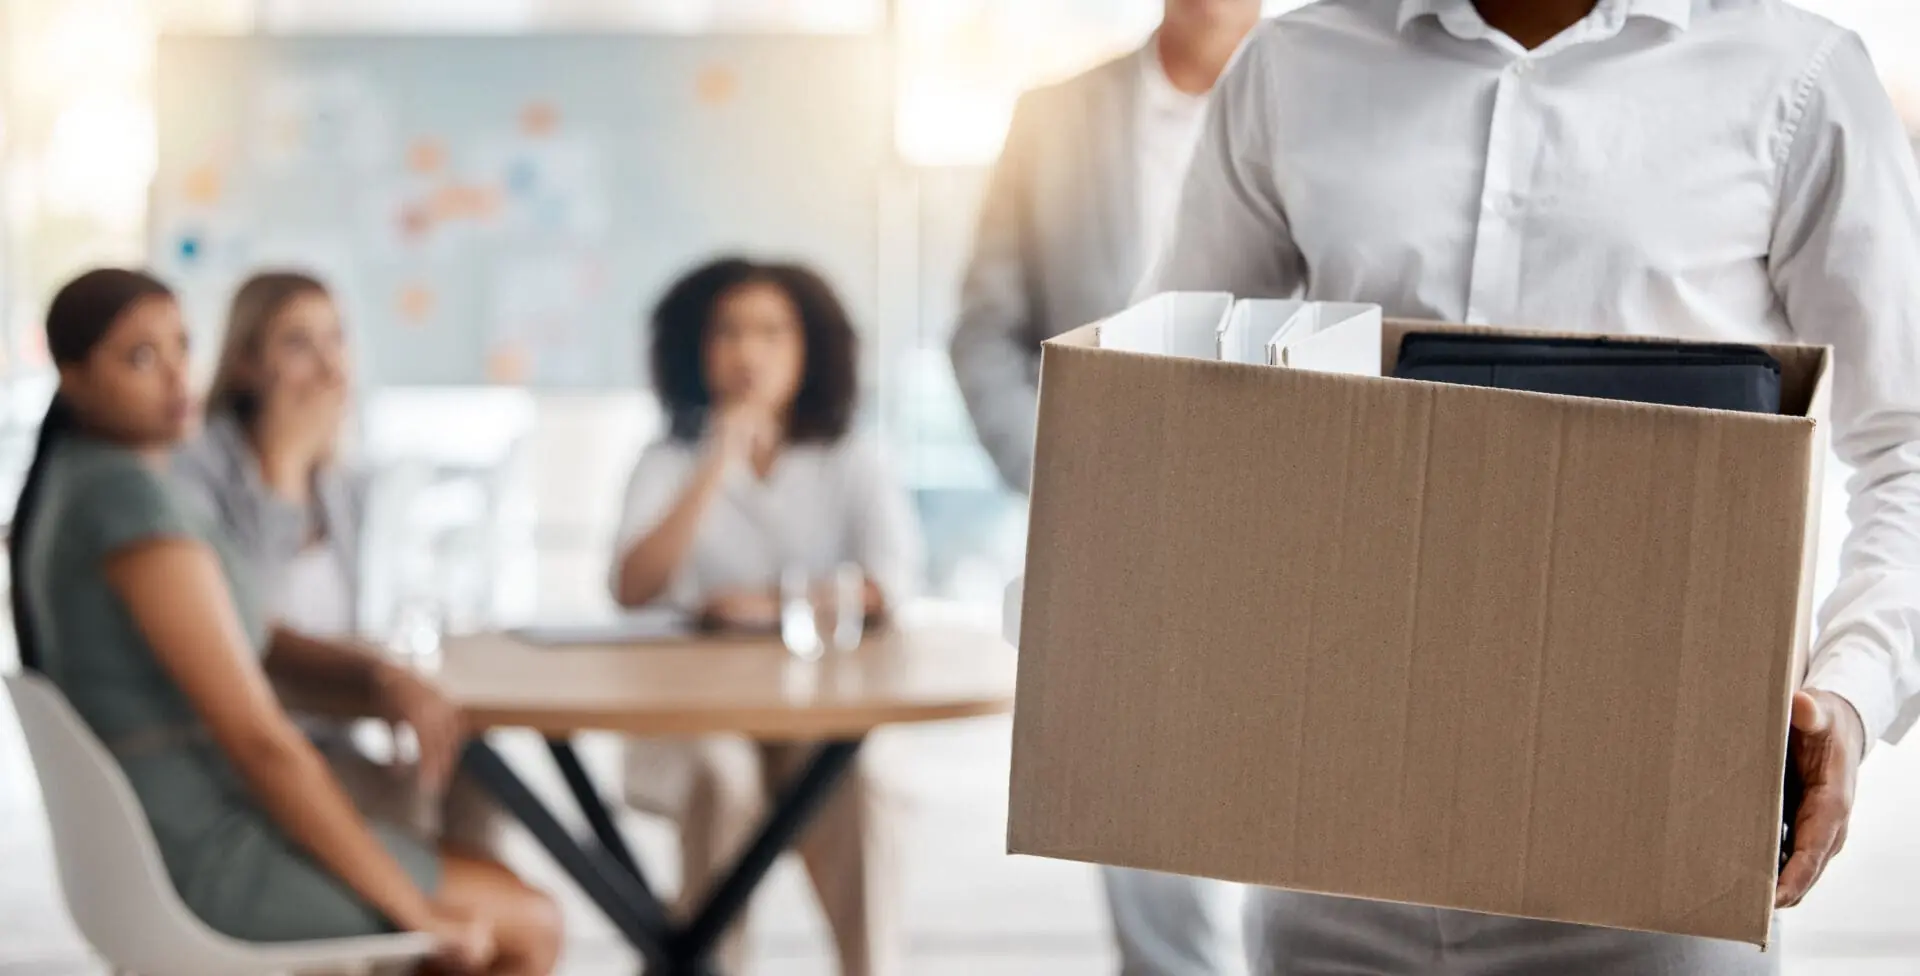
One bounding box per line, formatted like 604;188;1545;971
407;138;446;175
520;101;560;137
399;204;432;240
183;164;222;204
486;343;530;384
696;65;738;106
397;283;436;324
431;186;469;219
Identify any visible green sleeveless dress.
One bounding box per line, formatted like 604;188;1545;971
21;437;441;941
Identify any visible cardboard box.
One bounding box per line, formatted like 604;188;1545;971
1008;298;1831;946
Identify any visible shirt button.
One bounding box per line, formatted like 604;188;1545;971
1510;59;1534;76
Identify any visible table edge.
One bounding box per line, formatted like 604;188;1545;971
464;698;1014;738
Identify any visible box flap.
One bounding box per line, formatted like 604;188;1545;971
1012;337;1820;945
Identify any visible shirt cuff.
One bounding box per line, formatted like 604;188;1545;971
1805;642;1900;749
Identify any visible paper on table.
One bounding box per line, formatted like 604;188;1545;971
510;609;693;646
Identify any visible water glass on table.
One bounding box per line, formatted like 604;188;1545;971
780;563;866;661
388;595;446;675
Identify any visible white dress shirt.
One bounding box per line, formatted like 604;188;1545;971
608;433;923;614
1149;0;1920;745
1136;39;1216;273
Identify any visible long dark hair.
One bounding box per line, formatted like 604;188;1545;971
649;258;859;444
11;269;174;670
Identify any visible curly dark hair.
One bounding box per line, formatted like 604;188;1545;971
649;257;859;444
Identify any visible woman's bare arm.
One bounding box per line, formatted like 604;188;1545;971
105;538;436;932
614;451;729;608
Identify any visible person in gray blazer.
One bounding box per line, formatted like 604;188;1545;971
952;1;1263;496
949;3;1263;973
173;271;501;860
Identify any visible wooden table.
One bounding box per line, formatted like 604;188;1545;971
443;626;1016;976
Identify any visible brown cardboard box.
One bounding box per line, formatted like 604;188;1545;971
1008;309;1831;946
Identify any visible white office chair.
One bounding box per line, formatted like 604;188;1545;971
4;672;435;976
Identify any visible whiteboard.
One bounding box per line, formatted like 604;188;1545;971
152;34;890;389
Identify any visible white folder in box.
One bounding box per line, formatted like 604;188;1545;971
1221;299;1384;375
1094;292;1234;360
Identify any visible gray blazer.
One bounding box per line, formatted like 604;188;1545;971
949;47;1149;492
171;411;371;634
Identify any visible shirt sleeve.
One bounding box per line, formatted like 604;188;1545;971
842;436;925;614
1769;31;1920;746
77;454;197;559
607;442;704;610
949;91;1045;493
170;428;310;580
1139;23;1306;301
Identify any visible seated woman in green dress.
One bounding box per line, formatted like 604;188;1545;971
10;269;562;975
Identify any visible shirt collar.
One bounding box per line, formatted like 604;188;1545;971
1395;0;1479;36
1628;0;1692;30
1396;0;1692;38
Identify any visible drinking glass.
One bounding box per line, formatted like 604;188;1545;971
388;593;446;675
824;562;865;653
780;563;867;659
780;567;822;661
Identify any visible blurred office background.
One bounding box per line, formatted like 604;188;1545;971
0;0;1321;636
4;1;1920;973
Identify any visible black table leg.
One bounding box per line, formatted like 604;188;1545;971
547;738;652;891
468;736;864;976
460;740;674;969
673;739;865;965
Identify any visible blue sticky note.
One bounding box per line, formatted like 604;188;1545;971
509;159;537;195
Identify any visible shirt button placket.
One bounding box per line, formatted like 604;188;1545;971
1466;60;1533;324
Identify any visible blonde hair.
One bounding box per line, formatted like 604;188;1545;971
204;270;331;423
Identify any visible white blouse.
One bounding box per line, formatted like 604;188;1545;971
608;434;923;613
276;544;356;638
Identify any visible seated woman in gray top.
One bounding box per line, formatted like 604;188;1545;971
173;271;497;857
12;268;560;974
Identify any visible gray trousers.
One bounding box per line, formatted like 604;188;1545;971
1245;890;1777;976
1105;867;1248;976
